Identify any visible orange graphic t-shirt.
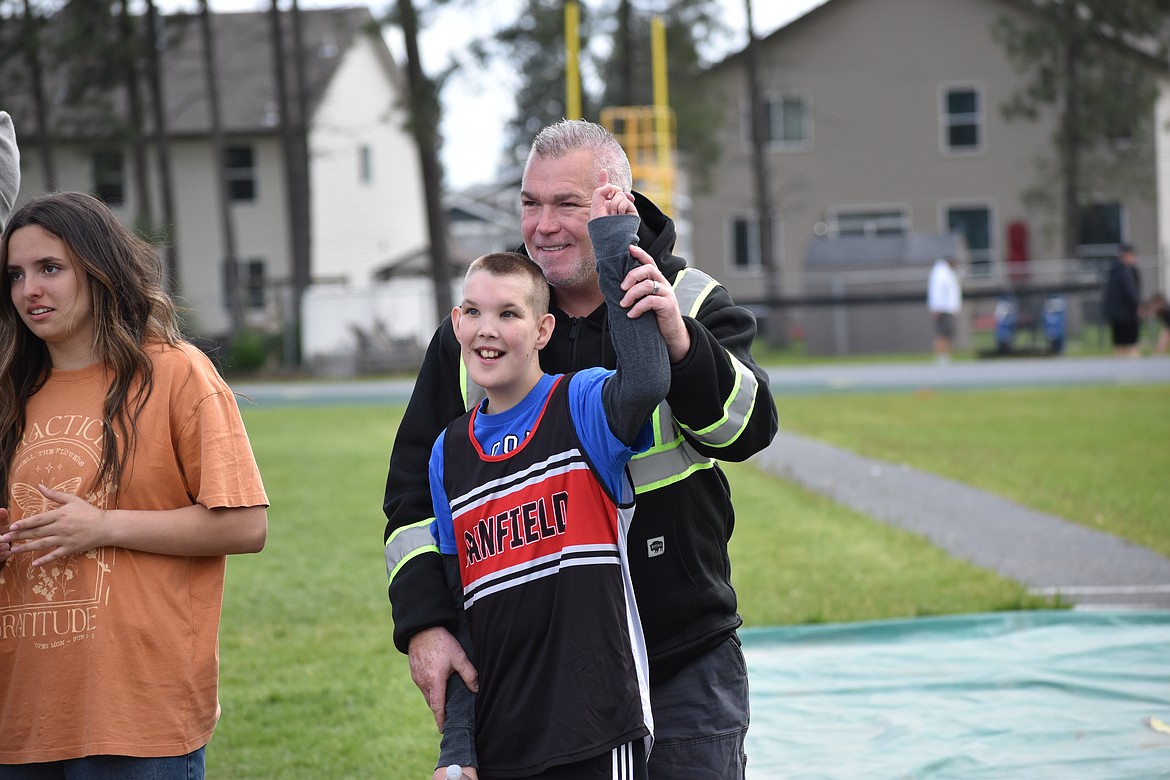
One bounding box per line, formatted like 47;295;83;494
0;341;268;763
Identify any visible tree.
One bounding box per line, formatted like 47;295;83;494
198;0;245;336
742;0;783;345
994;0;1170;259
595;0;725;190
483;0;724;185
269;0;311;364
387;0;454;323
492;0;581;164
143;0;182;294
17;0;58;190
115;0;154;229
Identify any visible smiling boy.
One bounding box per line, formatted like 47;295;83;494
425;173;671;780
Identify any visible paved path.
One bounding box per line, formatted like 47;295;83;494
754;355;1170;610
232;355;1170;609
764;354;1170;394
753;431;1170;610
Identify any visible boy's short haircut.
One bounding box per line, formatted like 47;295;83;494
466;252;550;316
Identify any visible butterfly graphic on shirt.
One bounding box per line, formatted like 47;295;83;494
4;477;106;604
10;477;84;517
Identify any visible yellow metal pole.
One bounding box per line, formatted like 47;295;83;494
565;1;581;119
651;15;671;213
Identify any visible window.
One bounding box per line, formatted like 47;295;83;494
93;150;125;205
731;216;761;271
729;215;781;272
942;86;981;152
830;208;908;238
244;259;266;310
1077;202;1123;264
745;95;809;149
225;145;256;202
946;205;991;276
358;144;373;184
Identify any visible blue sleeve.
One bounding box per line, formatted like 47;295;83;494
428;430;458;555
569;368;652;498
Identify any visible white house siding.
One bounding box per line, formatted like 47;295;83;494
309;31;427;285
691;0;1160;321
13;135;289;338
169;136;290;336
1157;82;1170;297
299;30;429;369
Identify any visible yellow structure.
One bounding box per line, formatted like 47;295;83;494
600;105;676;216
599;16;676;215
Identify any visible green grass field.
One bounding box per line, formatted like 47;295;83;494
207;383;1164;777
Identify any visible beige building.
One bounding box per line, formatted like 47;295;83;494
688;0;1163;354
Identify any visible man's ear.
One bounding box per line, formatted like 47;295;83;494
535;312;556;350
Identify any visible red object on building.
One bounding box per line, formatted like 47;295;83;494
1007;220;1029;282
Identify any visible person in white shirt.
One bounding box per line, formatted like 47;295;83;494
927;255;962;362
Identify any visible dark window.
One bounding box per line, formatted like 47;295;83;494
225;145;256;202
746;96;809;149
1078;202;1122;247
947;206;991;276
93;150;125;205
944;87;981;151
732;216;759;270
833;209;907;238
245;259;266;310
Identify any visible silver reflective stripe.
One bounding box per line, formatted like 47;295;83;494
629;404;716;493
385;519;440;580
678;351;760;448
670;267;761;449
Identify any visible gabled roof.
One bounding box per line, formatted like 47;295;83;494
0;5;390;140
704;0;1169;77
162;6;384;136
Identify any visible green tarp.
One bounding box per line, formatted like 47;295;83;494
742;611;1170;779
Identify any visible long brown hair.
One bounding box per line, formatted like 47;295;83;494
0;192;181;502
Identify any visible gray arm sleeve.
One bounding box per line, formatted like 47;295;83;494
588;213;671;446
436;555;477;770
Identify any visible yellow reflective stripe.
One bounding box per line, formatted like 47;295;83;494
678;353;760;448
635;458;716;494
629;402;715;491
385;519;439;580
629;430;716;492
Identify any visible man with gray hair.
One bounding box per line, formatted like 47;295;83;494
0;112;19;226
384;119;777;779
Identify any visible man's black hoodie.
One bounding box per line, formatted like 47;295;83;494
384;192;778;683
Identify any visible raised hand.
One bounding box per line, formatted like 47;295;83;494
590;168;636;219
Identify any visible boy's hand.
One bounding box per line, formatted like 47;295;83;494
433;767;479;780
590;168;636;219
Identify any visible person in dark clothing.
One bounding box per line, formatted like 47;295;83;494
384;120;778;780
1103;242;1141;357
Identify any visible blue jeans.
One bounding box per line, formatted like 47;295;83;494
647;635;750;780
0;748;205;780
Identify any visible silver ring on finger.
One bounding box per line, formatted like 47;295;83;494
651;280;660;296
